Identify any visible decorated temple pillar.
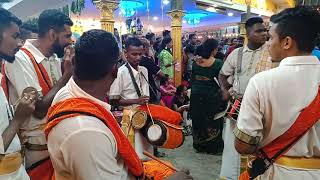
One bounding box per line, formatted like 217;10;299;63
238;0;252;45
168;0;185;86
93;0;119;34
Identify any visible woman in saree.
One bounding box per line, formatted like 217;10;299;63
190;39;227;154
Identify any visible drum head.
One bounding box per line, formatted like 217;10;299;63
147;124;162;142
132;111;147;130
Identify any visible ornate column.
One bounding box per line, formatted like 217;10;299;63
93;0;119;34
238;0;252;45
168;0;185;86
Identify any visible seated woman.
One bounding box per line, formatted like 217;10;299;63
160;75;176;107
172;85;191;135
171;85;190;113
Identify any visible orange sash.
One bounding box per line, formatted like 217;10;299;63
20;48;52;95
1;63;9;98
45;97;144;177
239;87;320;180
1;48;52;100
27;158;55;180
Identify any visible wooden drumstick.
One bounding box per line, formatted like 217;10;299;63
143;151;179;172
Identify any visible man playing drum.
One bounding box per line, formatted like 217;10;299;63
235;6;320;180
109;37;153;160
218;17;273;179
46;29;192;180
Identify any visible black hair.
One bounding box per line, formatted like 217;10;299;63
237;36;245;41
245;17;264;30
74;29;119;80
0;8;22;41
38;9;73;38
185;44;196;54
270;6;320;53
175;85;185;96
21;23;38;34
20;23;38;41
195;39;219;59
316;37;320;48
146;32;155;41
163;30;171;37
189;33;196;40
160;74;169;85
125;37;143;49
160;37;172;52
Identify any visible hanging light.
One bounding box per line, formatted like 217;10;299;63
184;12;208;26
119;0;144;18
228;12;234;16
163;0;170;5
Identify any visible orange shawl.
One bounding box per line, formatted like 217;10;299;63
45;97;144;177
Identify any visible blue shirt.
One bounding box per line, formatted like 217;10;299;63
312;48;320;60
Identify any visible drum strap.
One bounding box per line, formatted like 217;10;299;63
125;63;142;97
236;47;244;74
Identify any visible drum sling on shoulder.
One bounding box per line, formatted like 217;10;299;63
126;63;142;97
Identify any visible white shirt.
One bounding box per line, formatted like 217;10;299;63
236;56;320;179
4;39;61;167
109;63;153;160
220;44;272;95
110;64;149;100
0;87;29;180
48;78;133;180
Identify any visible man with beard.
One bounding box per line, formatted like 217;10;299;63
2;9;74;169
218;17;272;180
0;8;37;179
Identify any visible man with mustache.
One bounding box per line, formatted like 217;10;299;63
218;17;273;180
0;8;37;179
2;9;74;169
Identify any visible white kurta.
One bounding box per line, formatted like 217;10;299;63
236;56;320;179
110;64;153;161
0;87;29;180
219;44;272;180
48;78;133;180
4;39;62;168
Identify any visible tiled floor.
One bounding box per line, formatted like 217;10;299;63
162;136;222;180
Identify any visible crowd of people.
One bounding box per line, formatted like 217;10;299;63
0;5;319;180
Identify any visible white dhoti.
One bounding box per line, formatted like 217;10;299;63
260;163;320;180
220;118;240;180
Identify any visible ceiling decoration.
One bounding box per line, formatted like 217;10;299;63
119;0;144;17
184;12;208;25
